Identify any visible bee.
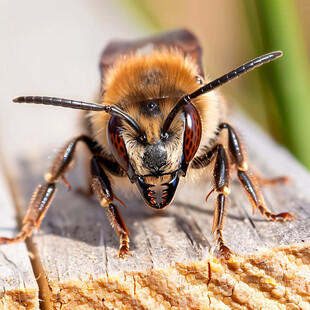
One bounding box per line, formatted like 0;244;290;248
0;29;295;258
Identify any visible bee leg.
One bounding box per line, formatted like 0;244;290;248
237;170;296;221
254;175;290;186
193;123;296;257
46;134;124;193
0;135;106;245
191;144;232;258
0;183;56;244
106;204;131;258
44;135;102;185
0;136;89;244
219;123;296;222
90;156;131;258
211;145;232;259
0;135;129;247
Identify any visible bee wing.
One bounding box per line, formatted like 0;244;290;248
100;29;204;83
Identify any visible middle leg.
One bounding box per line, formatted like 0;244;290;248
211;144;232;259
192;144;233;258
90;156;131;258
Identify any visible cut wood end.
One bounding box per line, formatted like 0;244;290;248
0;288;39;310
42;242;310;309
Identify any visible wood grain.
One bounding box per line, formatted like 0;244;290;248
11;113;310;309
0;164;39;310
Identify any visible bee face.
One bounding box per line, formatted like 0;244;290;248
121;98;185;177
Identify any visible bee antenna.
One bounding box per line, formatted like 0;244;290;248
13;96;144;135
162;51;283;133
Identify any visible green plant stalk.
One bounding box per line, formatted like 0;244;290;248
244;1;285;144
255;0;310;169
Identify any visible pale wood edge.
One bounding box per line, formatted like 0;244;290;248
44;242;310;309
0;289;39;310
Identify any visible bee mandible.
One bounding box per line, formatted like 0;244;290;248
0;29;295;258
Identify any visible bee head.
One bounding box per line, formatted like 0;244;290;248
106;95;202;209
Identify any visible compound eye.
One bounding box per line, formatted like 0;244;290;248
183;103;202;164
107;115;129;171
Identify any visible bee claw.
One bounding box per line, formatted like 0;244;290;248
0;237;9;244
61;176;71;191
117;248;134;259
276;212;296;222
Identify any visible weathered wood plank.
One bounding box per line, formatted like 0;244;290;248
0;164;39;310
12;113;310;309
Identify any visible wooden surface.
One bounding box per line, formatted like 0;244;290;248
0;164;39;309
3;113;310;309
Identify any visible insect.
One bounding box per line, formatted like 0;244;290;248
0;29;295;258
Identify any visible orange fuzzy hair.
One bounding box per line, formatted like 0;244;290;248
90;49;226;176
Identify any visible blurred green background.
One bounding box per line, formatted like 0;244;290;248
128;0;310;170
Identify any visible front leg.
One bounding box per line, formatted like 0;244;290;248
0;135;119;245
211;145;232;259
193;143;233;258
90;156;131;258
